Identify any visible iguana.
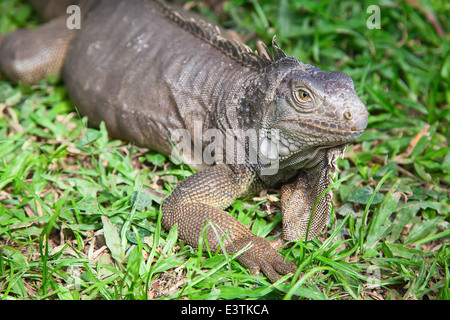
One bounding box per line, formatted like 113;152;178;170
0;0;368;282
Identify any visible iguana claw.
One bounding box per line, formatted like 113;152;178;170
229;235;297;282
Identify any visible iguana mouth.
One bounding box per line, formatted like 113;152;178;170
282;120;365;136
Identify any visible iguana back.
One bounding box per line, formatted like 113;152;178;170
65;0;257;169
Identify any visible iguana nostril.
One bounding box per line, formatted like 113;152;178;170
351;113;368;131
343;111;353;120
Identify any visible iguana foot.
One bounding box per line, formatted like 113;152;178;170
229;235;297;282
268;238;287;250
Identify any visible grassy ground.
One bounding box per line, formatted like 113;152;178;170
0;0;449;300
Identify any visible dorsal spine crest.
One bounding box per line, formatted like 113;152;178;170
147;0;288;70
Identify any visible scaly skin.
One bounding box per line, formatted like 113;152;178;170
0;0;368;282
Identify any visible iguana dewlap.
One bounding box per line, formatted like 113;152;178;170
0;0;368;282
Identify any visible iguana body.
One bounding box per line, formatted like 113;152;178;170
0;0;368;281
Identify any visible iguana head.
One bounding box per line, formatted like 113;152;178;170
242;40;369;241
253;40;368;172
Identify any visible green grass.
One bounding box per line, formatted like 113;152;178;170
0;0;449;300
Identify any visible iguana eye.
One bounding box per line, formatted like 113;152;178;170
298;90;310;101
293;89;311;103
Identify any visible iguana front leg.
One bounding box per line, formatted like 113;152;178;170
162;164;297;282
281;148;342;241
